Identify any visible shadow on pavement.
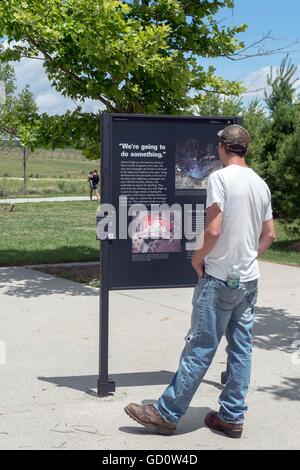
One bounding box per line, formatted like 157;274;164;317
0;266;98;298
257;377;300;401
2;266;299;344
38;306;300;400
253;306;300;351
39;371;223;393
39;371;174;391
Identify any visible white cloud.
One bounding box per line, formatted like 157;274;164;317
35;90;77;115
243;64;300;100
14;58;104;115
243;66;272;98
1;39;104;115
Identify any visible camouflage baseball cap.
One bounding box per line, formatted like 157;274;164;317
218;125;250;154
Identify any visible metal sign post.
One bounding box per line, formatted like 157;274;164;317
97;237;115;396
96;112;115;397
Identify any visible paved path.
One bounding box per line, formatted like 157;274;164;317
0;261;299;449
24;261;99;269
0;196;94;204
0;177;85;181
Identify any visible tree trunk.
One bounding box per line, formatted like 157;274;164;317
23;147;27;193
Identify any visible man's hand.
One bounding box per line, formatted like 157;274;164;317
192;257;205;279
191;203;223;280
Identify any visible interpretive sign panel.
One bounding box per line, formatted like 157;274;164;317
99;114;241;290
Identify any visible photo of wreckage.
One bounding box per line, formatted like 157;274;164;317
132;211;181;254
175;139;222;190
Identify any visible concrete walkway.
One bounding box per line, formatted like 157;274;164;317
24;261;99;269
0;177;85;181
0;196;93;204
0;261;299;450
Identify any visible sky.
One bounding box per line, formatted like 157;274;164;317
205;0;300;98
1;0;300;115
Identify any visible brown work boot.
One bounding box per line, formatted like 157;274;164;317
205;412;243;439
124;403;176;435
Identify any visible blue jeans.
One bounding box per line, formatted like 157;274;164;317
154;274;258;424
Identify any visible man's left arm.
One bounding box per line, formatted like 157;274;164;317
192;203;223;278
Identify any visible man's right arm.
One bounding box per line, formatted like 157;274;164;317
258;219;276;257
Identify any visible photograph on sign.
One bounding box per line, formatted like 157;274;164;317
175;139;222;190
131;210;182;254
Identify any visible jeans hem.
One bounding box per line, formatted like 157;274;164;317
153;403;179;425
218;411;244;425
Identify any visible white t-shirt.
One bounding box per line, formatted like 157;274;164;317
205;165;273;282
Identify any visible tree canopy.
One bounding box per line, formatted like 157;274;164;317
38;109;100;160
0;0;246;113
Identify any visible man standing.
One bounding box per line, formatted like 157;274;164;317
88;169;100;201
125;125;276;438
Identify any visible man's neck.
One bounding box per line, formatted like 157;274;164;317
225;155;248;168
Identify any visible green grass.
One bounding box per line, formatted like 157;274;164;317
0;150;97;179
260;221;300;266
0;201;99;266
0;203;299;267
0;177;89;198
0;148;98;197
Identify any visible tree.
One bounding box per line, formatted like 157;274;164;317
0;62;98;169
265;56;298;117
274;110;300;225
15;86;40;191
194;93;244;117
0;0;247;114
0;62;17;135
194;92;270;170
243;98;270;170
38;108;100;160
262;55;299;221
0;63;40;191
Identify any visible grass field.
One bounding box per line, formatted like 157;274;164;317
0;201;99;266
0;148;98;197
0;177;89;198
0;201;299;267
0;148;98;179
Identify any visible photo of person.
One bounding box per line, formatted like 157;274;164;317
132;211;181;254
175;139;222;190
